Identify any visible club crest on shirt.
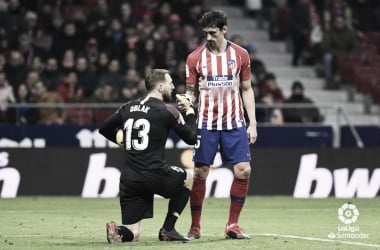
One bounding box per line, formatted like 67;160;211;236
227;60;236;69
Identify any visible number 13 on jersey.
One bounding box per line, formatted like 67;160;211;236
124;118;151;151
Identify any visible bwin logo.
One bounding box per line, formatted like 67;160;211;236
293;154;380;198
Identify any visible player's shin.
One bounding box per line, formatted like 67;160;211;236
190;177;206;228
163;186;191;231
228;177;249;225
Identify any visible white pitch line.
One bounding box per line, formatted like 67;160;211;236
256;233;380;248
1;235;92;237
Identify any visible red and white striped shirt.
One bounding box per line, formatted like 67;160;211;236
186;41;251;130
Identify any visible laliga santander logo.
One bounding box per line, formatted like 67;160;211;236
328;202;369;239
338;203;359;224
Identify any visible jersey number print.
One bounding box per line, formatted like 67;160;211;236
124;118;150;150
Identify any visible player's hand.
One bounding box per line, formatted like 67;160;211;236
115;129;124;148
176;94;194;116
246;124;257;144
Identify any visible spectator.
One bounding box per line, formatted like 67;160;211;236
0;53;6;71
246;43;267;84
181;24;199;52
40;57;62;91
121;50;142;74
153;1;172;26
60;49;76;74
289;0;311;66
118;68;143;102
0;71;16;122
94;51;109;76
32;27;53;59
256;91;284;124
171;60;187;97
167;13;182;41
92;82;119;103
24;70;41;98
14;83;37;124
99;58;124;90
136;13;155;40
56;71;84;103
104;18;126;58
323;0;352;31
351;0;380;32
3;50;28;89
50;22;84;60
23;11;38;38
118;2;137;28
4;0;25;47
282;81;323;123
34;81;66;125
321;15;358;89
136;38;160;69
17;33;35;66
259;72;285;103
75;56;98;99
30;56;44;73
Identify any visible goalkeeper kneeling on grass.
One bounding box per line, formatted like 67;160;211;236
99;69;197;243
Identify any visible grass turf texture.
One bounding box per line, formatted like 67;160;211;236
0;197;379;250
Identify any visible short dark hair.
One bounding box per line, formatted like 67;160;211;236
198;10;227;29
291;81;304;91
145;69;169;91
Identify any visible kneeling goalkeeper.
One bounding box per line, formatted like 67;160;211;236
99;69;197;243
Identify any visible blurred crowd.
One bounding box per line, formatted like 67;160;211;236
240;0;380;124
0;0;205;124
1;0;379;126
263;0;380;82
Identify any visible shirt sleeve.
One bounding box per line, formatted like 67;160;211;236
240;50;252;82
99;108;122;143
186;53;198;86
165;104;197;145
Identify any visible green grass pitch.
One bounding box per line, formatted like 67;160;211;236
0;197;379;249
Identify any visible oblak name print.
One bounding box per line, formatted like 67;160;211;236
130;104;150;113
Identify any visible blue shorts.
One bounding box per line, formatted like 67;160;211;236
193;127;251;165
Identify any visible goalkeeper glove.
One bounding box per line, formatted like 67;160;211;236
115;129;124;148
176;94;194;116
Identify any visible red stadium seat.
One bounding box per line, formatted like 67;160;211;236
336;53;362;84
370;81;380;104
93;108;115;124
66;108;93;125
359;43;378;58
353;66;378;93
364;32;380;51
365;54;380;66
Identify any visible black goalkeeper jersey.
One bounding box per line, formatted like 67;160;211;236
99;96;197;180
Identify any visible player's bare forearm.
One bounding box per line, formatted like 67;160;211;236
241;79;257;144
185;84;196;101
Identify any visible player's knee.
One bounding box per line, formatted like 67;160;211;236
193;164;210;179
234;162;251;179
184;169;193;190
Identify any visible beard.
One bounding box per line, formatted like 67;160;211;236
163;91;172;102
207;40;216;49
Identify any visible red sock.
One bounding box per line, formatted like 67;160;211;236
228;177;249;225
190;177;206;228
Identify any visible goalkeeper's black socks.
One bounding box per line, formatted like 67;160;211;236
163;186;191;231
117;226;134;242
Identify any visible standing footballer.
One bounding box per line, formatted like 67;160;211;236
184;10;258;239
99;69;197;243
